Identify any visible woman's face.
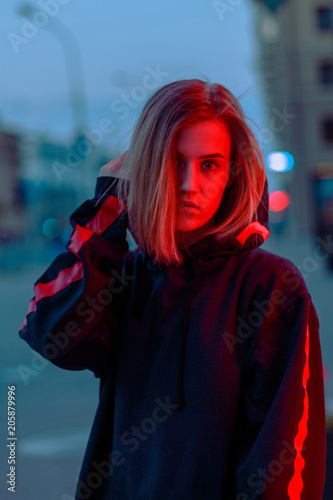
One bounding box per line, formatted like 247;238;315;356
175;119;232;233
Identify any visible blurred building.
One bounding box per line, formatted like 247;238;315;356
0;128;112;270
20;136;79;242
19;132;107;243
252;0;333;235
0;130;25;239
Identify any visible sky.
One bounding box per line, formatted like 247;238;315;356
0;0;271;151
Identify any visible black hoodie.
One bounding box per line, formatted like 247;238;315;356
19;176;326;499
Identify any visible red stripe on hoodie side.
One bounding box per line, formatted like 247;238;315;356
287;323;310;499
235;221;269;245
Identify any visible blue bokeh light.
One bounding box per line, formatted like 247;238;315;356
266;151;295;172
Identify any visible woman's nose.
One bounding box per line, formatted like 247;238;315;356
179;164;199;193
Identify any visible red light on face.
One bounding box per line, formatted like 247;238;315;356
269;190;290;212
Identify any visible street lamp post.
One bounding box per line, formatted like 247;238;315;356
16;3;90;201
17;3;88;137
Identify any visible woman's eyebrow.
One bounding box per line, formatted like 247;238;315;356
176;152;226;159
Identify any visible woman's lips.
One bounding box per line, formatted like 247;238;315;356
179;203;200;213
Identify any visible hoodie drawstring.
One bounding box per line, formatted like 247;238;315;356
133;253;202;411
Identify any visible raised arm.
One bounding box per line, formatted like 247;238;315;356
19;156;132;378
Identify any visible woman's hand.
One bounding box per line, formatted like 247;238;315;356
98;151;128;179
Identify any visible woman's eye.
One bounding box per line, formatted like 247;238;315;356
175;158;219;170
201;161;218;171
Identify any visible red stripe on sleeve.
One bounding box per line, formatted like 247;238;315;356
21;193;126;327
287;323;310;499
34;261;83;302
27;297;37;315
19;317;27;332
19;264;82;330
19;297;35;331
235;222;269;245
85;196;125;235
67;196;125;257
19;297;37;331
20;262;83;330
68;225;95;257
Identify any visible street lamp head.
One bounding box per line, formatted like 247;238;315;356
17;3;36;19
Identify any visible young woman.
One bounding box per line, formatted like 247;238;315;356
19;79;326;499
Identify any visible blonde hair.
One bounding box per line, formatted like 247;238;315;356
116;79;266;266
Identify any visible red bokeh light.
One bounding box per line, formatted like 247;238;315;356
269;190;290;212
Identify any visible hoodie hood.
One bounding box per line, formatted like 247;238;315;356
144;176;270;266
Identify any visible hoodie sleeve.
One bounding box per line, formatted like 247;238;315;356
19;176;132;378
233;294;326;500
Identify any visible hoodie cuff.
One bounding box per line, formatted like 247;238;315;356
94;176;130;200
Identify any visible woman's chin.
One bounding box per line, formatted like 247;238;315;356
176;222;200;232
176;214;204;232
176;213;215;233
